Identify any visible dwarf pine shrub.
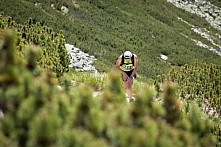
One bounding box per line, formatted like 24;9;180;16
155;62;221;146
0;30;218;147
0;13;70;77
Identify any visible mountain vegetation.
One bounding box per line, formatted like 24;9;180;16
0;13;70;77
0;30;219;146
1;0;221;79
0;0;220;146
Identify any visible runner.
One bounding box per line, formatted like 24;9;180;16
115;51;138;102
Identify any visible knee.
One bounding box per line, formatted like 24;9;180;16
125;86;132;90
124;81;133;90
124;85;129;90
127;87;132;90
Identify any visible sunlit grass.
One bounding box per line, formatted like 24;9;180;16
68;70;106;91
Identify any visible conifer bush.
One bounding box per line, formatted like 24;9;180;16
0;13;70;77
155;61;221;146
163;81;182;125
0;29;218;147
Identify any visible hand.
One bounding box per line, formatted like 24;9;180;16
122;73;129;81
130;75;133;79
128;76;133;84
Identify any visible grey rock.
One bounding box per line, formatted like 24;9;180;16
65;44;98;73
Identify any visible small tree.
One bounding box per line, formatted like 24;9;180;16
163;80;182;125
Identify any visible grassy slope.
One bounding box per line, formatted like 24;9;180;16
1;0;221;79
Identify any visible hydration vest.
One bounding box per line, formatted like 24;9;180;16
120;54;135;72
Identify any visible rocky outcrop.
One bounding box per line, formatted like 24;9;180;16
65;44;97;73
168;1;221;56
177;16;221;56
191;26;221;56
167;0;221;31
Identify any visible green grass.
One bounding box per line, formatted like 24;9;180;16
60;69;106;91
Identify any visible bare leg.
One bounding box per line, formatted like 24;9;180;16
126;88;132;99
127;78;133;100
124;78;133;100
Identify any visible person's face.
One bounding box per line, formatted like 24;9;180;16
125;57;131;61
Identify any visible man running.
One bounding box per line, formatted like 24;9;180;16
115;51;138;102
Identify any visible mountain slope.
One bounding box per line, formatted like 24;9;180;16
1;0;221;79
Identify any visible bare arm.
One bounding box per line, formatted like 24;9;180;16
115;57;125;74
130;56;138;78
115;56;129;80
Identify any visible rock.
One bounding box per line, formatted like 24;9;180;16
167;0;221;31
65;44;98;73
61;6;69;13
35;2;42;7
160;54;168;61
167;0;221;56
0;110;4;118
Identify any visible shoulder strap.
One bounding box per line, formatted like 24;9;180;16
131;54;134;65
120;54;124;65
120;54;134;65
122;55;124;62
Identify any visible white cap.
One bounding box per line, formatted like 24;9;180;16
124;51;132;58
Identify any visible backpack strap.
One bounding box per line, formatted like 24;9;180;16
120;54;134;66
120;54;124;66
131;54;134;65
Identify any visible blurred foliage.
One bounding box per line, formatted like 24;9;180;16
155;61;221;146
0;0;221;146
0;30;218;147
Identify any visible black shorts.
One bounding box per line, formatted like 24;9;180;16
122;70;136;81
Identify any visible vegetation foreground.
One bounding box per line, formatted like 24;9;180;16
0;2;220;146
0;29;220;146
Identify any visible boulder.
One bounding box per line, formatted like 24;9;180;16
65;44;97;73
